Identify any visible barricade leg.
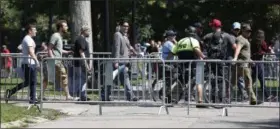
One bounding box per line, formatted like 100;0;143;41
158;105;169;115
99;104;102;115
222;107;228;117
27;104;41;113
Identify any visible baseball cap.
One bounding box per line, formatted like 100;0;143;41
165;30;177;37
209;19;222;27
232;22;241;30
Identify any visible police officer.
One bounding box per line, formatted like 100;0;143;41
172;26;206;107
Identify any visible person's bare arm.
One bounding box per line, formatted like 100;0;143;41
48;44;54;58
233;44;242;61
79;49;90;71
194;48;205;60
29;46;39;66
62;49;72;54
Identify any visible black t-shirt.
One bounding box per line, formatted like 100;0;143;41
203;31;235;59
146;46;158;54
73;36;90;67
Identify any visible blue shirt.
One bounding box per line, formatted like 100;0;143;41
161;41;175;60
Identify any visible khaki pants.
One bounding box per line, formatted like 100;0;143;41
43;63;68;88
55;63;68;88
231;65;256;102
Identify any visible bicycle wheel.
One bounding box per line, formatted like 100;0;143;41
203;76;230;109
156;78;183;104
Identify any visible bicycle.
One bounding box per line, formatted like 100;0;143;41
150;61;231;109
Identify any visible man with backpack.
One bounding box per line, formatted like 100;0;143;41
203;19;236;103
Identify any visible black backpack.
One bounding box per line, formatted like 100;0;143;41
207;32;227;59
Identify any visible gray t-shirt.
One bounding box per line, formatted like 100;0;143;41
50;32;63;63
203;31;235;59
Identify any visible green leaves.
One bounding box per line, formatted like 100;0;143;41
0;0;22;29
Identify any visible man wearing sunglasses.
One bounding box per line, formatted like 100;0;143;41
230;22;249;101
110;21;138;102
232;24;263;105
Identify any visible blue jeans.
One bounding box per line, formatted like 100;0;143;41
69;67;87;98
117;64;135;100
101;64;135;101
251;63;269;98
9;64;37;103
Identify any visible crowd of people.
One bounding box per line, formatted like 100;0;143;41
2;18;279;106
112;19;279;105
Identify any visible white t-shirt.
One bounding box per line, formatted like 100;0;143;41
21;35;36;65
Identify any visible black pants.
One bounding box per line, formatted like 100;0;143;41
9;64;37;102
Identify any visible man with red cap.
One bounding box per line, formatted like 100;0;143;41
203;19;236;103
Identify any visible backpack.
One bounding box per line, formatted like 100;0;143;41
207;32;227;59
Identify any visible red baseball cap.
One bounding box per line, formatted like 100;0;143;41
209;19;222;27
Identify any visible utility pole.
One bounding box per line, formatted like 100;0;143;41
131;0;137;46
104;0;110;52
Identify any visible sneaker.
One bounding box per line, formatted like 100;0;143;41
66;96;74;100
250;100;263;105
5;89;11;103
29;99;40;104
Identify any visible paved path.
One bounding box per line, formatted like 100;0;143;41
23;103;280;128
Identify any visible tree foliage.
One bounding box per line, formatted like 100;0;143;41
1;0;280;51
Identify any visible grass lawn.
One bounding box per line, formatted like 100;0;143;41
1;103;65;123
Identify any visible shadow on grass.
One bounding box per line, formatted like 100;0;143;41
222;118;280;129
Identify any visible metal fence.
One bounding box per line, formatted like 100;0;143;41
1;53;279;116
0;55;40;108
36;57;279;116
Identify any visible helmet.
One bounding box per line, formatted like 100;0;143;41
185;26;196;36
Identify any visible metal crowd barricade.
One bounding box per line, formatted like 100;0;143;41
161;59;279;116
40;57;169;115
1;53;22;76
0;55;40;108
90;52;112;58
262;53;279;80
1;53;23;88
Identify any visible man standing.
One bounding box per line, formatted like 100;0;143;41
203;19;236;102
5;24;39;104
230;22;249;101
48;20;73;100
172;26;206;106
111;21;138;101
161;30;177;60
72;25;91;101
232;24;263;105
251;29;275;101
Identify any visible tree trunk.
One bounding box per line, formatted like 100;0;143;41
69;0;93;54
